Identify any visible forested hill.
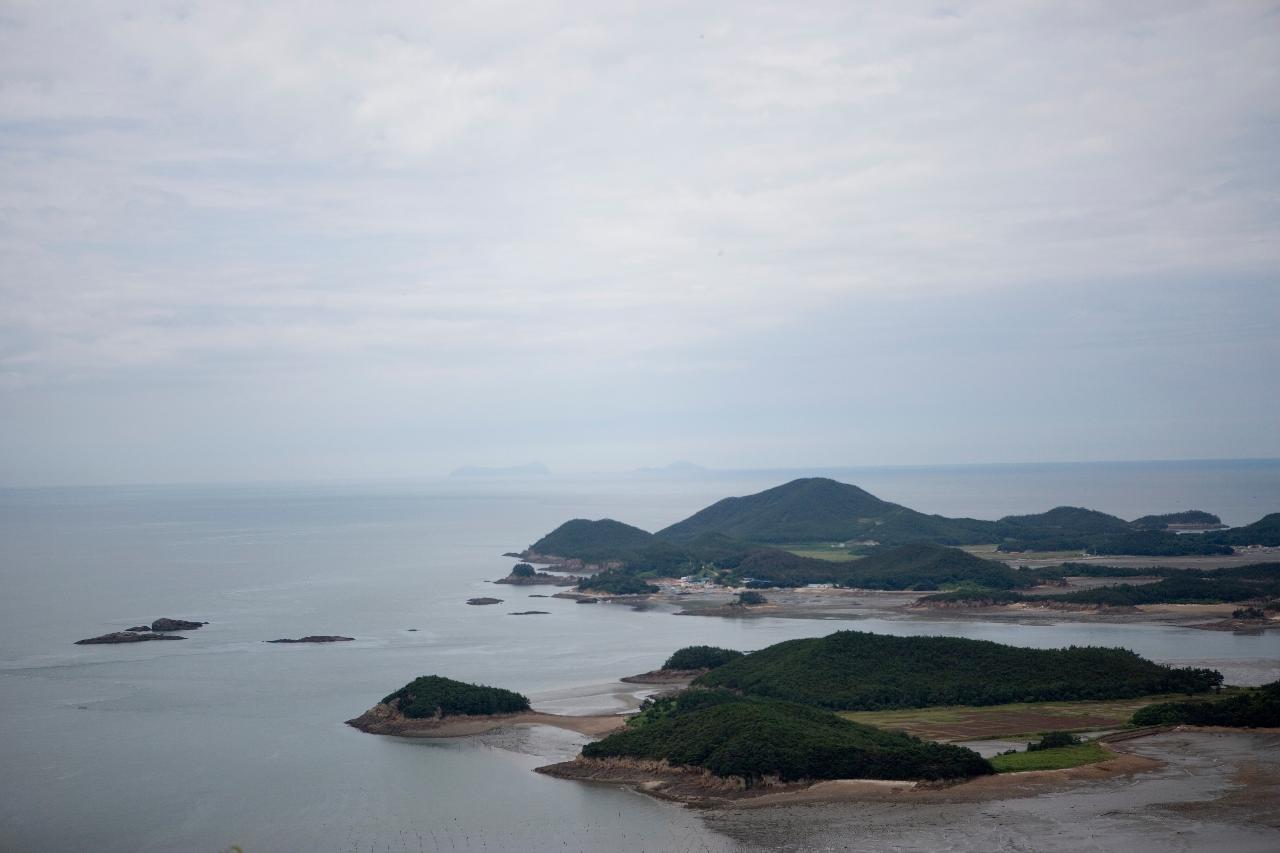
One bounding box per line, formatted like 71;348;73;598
526;518;654;562
522;478;1275;575
838;544;1026;590
692;631;1222;710
580;691;992;783
655;477;995;545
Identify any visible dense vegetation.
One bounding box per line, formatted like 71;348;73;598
1027;731;1080;751
918;589;1028;605
718;544;1030;590
992;506;1234;555
655;478;995;546
1084;533;1233;557
1214;513;1280;547
584;692;993;783
527;518;655;562
693;631;1222;710
510;563;536;577
919;563;1280;607
524;479;1277;587
577;569;659;595
839;544;1028;590
662;645;744;671
1131;680;1280;727
1130;511;1222;530
383;675;531;718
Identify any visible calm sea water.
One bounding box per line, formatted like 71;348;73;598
1;460;1278;852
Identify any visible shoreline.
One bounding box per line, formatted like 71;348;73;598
345;703;627;738
534;739;1167;808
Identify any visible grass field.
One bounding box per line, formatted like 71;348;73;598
785;548;862;562
837;694;1215;741
989;741;1111;772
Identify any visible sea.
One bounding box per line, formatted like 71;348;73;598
1;459;1278;853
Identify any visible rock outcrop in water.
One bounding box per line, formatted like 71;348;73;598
149;618;207;631
76;632;186;645
266;635;355;643
467;597;503;605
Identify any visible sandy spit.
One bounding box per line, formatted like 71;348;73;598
346;703;626;738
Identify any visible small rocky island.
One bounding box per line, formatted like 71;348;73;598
266;635;355;644
494;563;578;586
348;675;622;738
77;617;207;645
466;597;503;605
76;631;186;645
348;675;532;734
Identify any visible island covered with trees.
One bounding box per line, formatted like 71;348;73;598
568;690;994;784
379;675;531;718
691;631;1222;710
517;478;1279;591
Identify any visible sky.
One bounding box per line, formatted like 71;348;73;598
1;1;1278;485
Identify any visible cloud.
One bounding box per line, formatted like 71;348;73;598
0;1;1277;480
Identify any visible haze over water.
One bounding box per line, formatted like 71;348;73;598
2;459;1278;852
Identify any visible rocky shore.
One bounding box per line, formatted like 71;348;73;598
618;668;704;685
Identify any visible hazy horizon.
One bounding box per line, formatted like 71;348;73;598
3;3;1278;486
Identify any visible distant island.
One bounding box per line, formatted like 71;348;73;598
516;477;1280;591
449;463;551;478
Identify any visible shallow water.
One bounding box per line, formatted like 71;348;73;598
1;462;1278;852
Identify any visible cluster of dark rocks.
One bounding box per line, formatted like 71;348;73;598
77;619;357;646
75;617;207;645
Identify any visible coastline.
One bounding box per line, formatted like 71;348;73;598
534;740;1166;807
345;702;627;738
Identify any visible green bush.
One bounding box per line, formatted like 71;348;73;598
382;675;530;718
662;645;744;670
1131;681;1280;727
577;569;659;595
1027;731;1080;751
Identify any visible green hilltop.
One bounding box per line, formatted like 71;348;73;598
655;477;995;545
582;691;992;783
381;675;530;718
521;477;1275;587
692;630;1222;710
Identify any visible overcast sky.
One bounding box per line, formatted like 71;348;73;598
2;1;1278;485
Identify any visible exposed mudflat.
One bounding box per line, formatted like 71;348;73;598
697;731;1280;852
